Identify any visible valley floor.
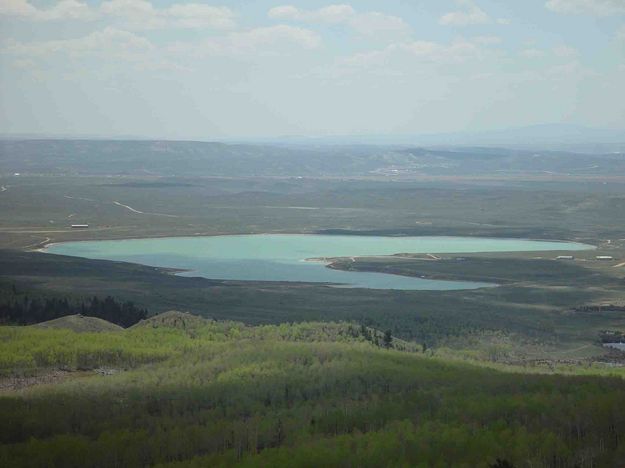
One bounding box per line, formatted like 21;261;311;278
1;153;625;466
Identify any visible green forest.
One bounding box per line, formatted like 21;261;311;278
1;317;624;467
0;293;148;328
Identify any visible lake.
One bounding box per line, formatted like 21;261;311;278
604;343;625;352
44;234;594;290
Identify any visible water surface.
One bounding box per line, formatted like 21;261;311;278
604;343;625;351
45;234;593;290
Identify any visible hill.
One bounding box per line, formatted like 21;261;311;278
130;310;208;330
32;314;122;333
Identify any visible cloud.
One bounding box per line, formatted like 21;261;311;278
398;40;487;63
545;0;625;15
339;36;499;71
519;45;578;59
268;4;355;23
227;25;321;51
303;35;503;85
165;4;234;29
473;35;502;45
0;0;236;29
348;12;411;37
267;4;410;37
3;27;153;58
166;25;321;58
439;0;490;26
521;48;546;58
100;0;236;30
617;25;625;41
3;23;320;66
0;0;95;21
552;45;578;57
2;27;197;73
543;60;595;80
99;0;154;21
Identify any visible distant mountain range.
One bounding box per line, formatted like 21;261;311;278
2;124;624;152
234;124;625;152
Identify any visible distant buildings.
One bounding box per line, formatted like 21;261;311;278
70;224;89;229
596;256;614;261
556;255;574;260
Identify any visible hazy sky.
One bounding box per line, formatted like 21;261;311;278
1;0;624;138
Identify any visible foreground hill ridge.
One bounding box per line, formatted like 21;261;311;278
132;311;415;347
7;310;422;358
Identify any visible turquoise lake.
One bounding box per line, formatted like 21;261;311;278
45;235;594;290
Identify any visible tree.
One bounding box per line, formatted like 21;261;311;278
0;294;148;327
490;459;514;468
383;330;392;348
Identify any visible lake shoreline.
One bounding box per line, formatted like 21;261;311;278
37;232;596;253
42;234;593;291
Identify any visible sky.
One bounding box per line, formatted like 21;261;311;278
0;0;624;139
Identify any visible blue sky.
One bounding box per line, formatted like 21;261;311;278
1;0;624;139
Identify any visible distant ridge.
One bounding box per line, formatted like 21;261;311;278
33;315;123;333
231;123;625;151
4;123;625;149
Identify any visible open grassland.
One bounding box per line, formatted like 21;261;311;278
1;321;625;467
1;175;625;249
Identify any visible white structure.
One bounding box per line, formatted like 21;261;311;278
71;224;89;229
596;256;614;261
